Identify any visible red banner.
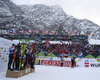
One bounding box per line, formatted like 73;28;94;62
60;51;69;58
41;60;76;67
63;61;71;67
41;60;61;66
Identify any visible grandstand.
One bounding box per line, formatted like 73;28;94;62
0;29;100;59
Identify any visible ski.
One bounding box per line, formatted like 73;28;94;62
19;43;23;70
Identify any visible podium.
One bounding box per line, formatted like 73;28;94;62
6;67;35;78
30;68;35;73
6;70;25;78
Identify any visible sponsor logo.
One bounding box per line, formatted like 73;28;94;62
90;63;100;67
41;60;76;67
41;60;61;66
63;61;71;67
84;60;89;67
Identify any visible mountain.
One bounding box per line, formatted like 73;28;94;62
0;0;100;39
0;0;25;29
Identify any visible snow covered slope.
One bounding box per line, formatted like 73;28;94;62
0;65;100;80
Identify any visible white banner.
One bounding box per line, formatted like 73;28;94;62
76;62;84;67
89;62;100;67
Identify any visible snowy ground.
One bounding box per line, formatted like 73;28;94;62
0;65;100;80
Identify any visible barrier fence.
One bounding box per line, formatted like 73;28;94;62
36;58;100;68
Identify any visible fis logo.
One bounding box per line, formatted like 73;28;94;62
84;60;89;67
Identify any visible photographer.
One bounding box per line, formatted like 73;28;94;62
71;56;76;68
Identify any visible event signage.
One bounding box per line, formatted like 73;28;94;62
41;60;61;66
84;60;89;67
84;61;100;67
41;60;76;67
89;62;100;67
63;61;72;67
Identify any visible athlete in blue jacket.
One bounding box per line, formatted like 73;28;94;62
8;44;15;70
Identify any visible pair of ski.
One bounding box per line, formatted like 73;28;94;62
25;43;34;68
12;43;34;71
11;44;26;71
19;44;26;70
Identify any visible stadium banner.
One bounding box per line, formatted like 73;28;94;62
40;60;76;67
64;61;76;67
89;62;100;67
77;59;100;67
85;62;100;68
0;47;8;62
76;62;84;67
41;60;61;66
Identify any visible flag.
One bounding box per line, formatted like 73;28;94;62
64;30;66;34
27;29;31;33
58;30;60;34
21;30;24;33
92;33;94;36
47;30;48;34
33;30;35;34
71;30;73;34
38;30;40;34
60;50;64;58
4;30;7;34
45;30;47;34
36;30;38;34
64;51;69;58
52;30;54;34
28;30;30;33
88;32;91;36
94;32;96;35
55;30;58;34
75;30;77;33
19;30;22;33
40;30;43;33
13;29;16;33
61;30;64;34
45;30;48;34
85;60;89;67
29;29;31;33
7;30;10;33
2;30;4;34
66;30;68;33
25;30;27;33
49;30;51;33
10;30;13;33
75;30;77;34
39;30;41;33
